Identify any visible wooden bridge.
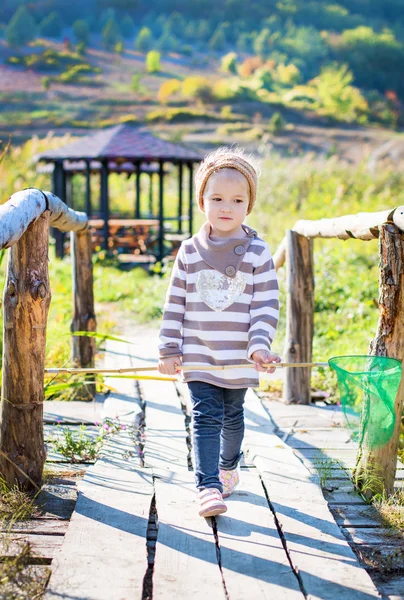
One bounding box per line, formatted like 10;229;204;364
43;330;387;600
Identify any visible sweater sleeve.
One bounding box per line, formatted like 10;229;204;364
158;244;187;358
247;244;279;361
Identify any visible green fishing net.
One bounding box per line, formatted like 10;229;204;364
328;355;402;449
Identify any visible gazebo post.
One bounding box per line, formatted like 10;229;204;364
158;160;164;264
52;160;65;258
100;161;109;251
85;161;92;217
178;162;183;234
135;161;141;218
148;172;154;217
188;162;194;236
66;172;73;209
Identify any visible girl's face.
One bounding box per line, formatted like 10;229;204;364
202;169;249;237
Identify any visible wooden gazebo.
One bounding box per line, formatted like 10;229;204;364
36;124;202;263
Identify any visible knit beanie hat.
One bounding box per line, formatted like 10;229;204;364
195;148;258;215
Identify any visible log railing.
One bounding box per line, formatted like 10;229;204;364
274;206;404;497
0;188;96;489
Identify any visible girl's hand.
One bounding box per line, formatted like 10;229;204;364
158;356;182;376
251;350;281;374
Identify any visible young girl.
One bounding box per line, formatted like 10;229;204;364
158;146;280;517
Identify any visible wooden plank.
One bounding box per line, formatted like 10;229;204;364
44;337;154;600
1;519;69;534
44;434;154;600
153;471;225;599
330;504;384;528
342;527;404;545
43;398;104;424
216;470;303;599
0;533;63;559
35;483;78;520
245;390;381;599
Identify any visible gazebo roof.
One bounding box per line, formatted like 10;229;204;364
36;124;202;163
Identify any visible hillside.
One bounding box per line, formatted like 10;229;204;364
1;0;404;160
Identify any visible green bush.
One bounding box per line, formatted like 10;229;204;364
102;17;121;50
6;6;36;48
73;19;90;45
221;52;238;74
268;112;286;135
209;26;226;52
182;76;214;103
135;26;153;53
39;12;63;38
146;50;161;73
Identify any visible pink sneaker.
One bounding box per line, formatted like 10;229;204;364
220;468;240;498
198;488;227;518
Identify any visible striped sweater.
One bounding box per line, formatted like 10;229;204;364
158;221;279;388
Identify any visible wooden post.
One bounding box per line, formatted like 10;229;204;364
52;160;65;258
148;172;154;217
178;162;183;234
354;223;404;497
188;162;194;236
135;161;141;218
100;161;109;251
0;211;51;489
283;231;314;404
85;161;92;217
71;229;97;399
158;160;164;264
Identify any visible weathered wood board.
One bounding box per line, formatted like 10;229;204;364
245;390;381;599
0;533;63;559
153;471;225;599
43;398;105;424
216;470;303;599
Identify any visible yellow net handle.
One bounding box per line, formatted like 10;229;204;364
44;361;328;375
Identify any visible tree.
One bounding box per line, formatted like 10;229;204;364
221;52;238;74
165;12;185;38
157;30;178;53
196;20;211;42
157;78;181;104
121;15;134;38
102;17;121;50
6;6;36;47
209;26;226;52
146;50;161;73
73;19;90;45
254;28;276;59
115;41;124;54
182;76;213;103
39;12;63;38
135;26;153;53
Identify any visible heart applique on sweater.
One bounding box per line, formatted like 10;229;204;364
196;269;246;312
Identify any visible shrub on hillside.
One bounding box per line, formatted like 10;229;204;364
102;17;121;50
182;76;213;103
146;51;161;73
73;20;90;45
212;79;240;101
221;52;238;74
157;31;178;53
209;26;226;52
239;56;263;78
268;112;286;135
121;15;135;38
179;45;193;56
40;12;64;38
157;79;181;104
135;27;153;53
6;6;36;48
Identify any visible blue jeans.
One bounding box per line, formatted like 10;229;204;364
188;381;247;492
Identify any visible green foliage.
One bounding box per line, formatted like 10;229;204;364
146;107;222;123
179;44;193;56
115;40;124;54
209;26;226;52
146;50;161;73
333;26;404;97
221;52;238;74
39;12;64;38
73;19;90;44
6;6;36;47
76;41;86;56
131;73;142;92
157;30;178;53
102;16;121;50
120;14;135;38
182;76;213;103
254;28;277;59
135;26;153;53
268;111;286;134
5;48;86;73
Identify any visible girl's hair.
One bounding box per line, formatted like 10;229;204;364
195;145;260;215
